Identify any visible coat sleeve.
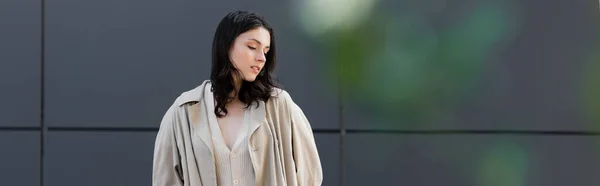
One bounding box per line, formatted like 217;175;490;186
152;105;184;186
289;101;323;185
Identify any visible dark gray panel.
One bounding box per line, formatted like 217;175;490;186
0;131;40;186
314;133;341;186
272;1;340;130
45;131;155;186
44;132;337;186
0;0;40;127
346;134;600;186
44;0;336;129
275;31;340;130
342;0;600;131
45;0;210;128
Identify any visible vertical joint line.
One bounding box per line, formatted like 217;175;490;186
338;35;345;186
40;0;46;184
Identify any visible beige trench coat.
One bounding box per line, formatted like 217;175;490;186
152;80;323;186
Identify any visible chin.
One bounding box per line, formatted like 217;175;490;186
244;77;257;82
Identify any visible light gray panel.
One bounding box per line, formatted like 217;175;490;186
346;134;600;186
0;0;40;127
0;131;40;186
45;131;155;186
342;0;600;131
314;133;341;186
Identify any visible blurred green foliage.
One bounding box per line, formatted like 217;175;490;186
476;142;529;186
306;1;519;127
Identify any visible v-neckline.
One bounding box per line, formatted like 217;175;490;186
203;81;265;153
210;101;250;152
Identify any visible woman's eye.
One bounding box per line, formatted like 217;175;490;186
248;46;256;50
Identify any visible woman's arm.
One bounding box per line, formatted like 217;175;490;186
289;101;323;185
152;106;184;186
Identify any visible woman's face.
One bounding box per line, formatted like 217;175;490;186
229;27;271;82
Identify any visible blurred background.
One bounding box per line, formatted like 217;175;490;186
1;0;600;185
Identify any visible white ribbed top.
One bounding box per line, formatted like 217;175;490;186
209;108;256;186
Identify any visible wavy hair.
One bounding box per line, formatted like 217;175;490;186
210;10;279;117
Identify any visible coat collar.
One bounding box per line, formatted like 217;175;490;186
174;80;283;107
177;80;267;155
174;80;210;107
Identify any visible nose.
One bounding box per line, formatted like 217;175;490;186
256;52;266;63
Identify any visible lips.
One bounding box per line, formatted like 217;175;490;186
251;66;261;73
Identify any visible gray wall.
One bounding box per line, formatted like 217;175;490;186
1;0;600;185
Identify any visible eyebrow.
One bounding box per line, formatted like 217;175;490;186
249;38;270;48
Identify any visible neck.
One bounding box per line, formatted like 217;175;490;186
229;75;243;103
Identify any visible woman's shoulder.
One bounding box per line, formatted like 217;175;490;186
172;80;211;107
268;87;303;112
269;87;287;98
269;87;291;103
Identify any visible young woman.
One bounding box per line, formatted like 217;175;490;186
152;10;323;186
